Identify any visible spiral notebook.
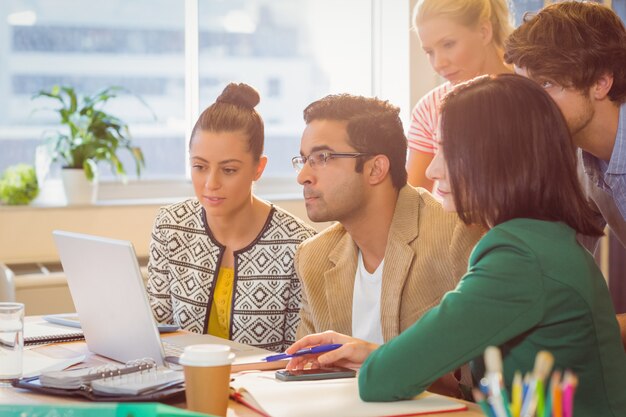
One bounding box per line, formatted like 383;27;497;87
39;358;184;396
24;320;85;346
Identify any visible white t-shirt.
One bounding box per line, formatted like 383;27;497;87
351;251;384;345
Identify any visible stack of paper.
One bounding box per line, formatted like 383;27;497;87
22;350;85;378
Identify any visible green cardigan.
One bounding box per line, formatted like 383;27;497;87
359;219;626;417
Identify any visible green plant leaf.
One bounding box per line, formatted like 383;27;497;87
60;86;78;114
32;84;153;180
131;147;145;177
83;159;98;181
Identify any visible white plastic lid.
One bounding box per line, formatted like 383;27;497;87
178;344;236;367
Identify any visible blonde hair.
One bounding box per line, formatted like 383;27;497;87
413;0;513;49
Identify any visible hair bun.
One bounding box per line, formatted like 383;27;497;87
216;83;260;110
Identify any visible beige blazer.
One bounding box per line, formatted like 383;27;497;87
295;185;483;341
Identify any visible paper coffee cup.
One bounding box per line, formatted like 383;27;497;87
180;344;235;417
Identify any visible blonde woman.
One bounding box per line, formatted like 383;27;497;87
407;0;513;191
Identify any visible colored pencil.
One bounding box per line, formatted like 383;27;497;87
551;370;563;417
474;388;496;417
511;371;523;417
562;370;578;417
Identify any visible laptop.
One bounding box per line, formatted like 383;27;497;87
52;230;279;369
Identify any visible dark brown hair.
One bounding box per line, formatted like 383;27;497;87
190;82;264;160
439;74;602;236
303;94;407;190
504;1;626;103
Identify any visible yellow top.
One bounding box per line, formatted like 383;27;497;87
207;267;234;339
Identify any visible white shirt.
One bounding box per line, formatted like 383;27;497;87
351;251;384;345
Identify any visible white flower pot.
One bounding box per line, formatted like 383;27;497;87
61;168;98;205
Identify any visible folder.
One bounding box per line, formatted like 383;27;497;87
0;404;206;417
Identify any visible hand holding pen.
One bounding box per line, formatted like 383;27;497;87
284;330;379;371
263;344;343;362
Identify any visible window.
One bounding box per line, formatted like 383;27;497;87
510;1;617;27
198;0;374;179
267;78;281;98
510;1;544;25
613;0;626;21
1;0;409;199
1;0;186;181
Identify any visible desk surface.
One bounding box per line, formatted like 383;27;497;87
0;341;484;417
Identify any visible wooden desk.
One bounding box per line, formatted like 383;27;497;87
0;341;484;417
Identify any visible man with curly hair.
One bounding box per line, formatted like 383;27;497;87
505;1;626;348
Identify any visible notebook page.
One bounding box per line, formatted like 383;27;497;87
230;371;467;417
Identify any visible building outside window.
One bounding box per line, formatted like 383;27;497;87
1;0;186;181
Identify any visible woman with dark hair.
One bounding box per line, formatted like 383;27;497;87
147;83;315;352
285;75;626;415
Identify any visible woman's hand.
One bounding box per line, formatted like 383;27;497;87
285;331;379;371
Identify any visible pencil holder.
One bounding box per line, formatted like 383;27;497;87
473;346;578;417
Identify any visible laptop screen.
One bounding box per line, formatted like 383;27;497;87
53;230;167;365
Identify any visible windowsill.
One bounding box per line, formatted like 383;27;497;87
1;177;304;210
0;176;318;265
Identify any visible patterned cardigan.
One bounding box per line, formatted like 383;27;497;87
146;199;316;352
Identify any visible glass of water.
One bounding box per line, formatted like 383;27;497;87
0;302;24;386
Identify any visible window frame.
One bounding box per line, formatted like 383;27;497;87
6;0;409;206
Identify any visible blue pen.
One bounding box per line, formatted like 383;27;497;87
263;343;342;362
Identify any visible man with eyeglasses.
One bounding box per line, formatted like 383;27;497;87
291;94;482;380
505;1;626;348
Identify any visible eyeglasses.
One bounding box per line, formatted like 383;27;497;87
291;151;371;172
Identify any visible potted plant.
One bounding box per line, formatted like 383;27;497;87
0;164;39;205
33;85;150;204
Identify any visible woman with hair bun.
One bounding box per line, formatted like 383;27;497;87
407;0;513;191
147;83;315;352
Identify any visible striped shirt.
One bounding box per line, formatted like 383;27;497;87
407;82;453;154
